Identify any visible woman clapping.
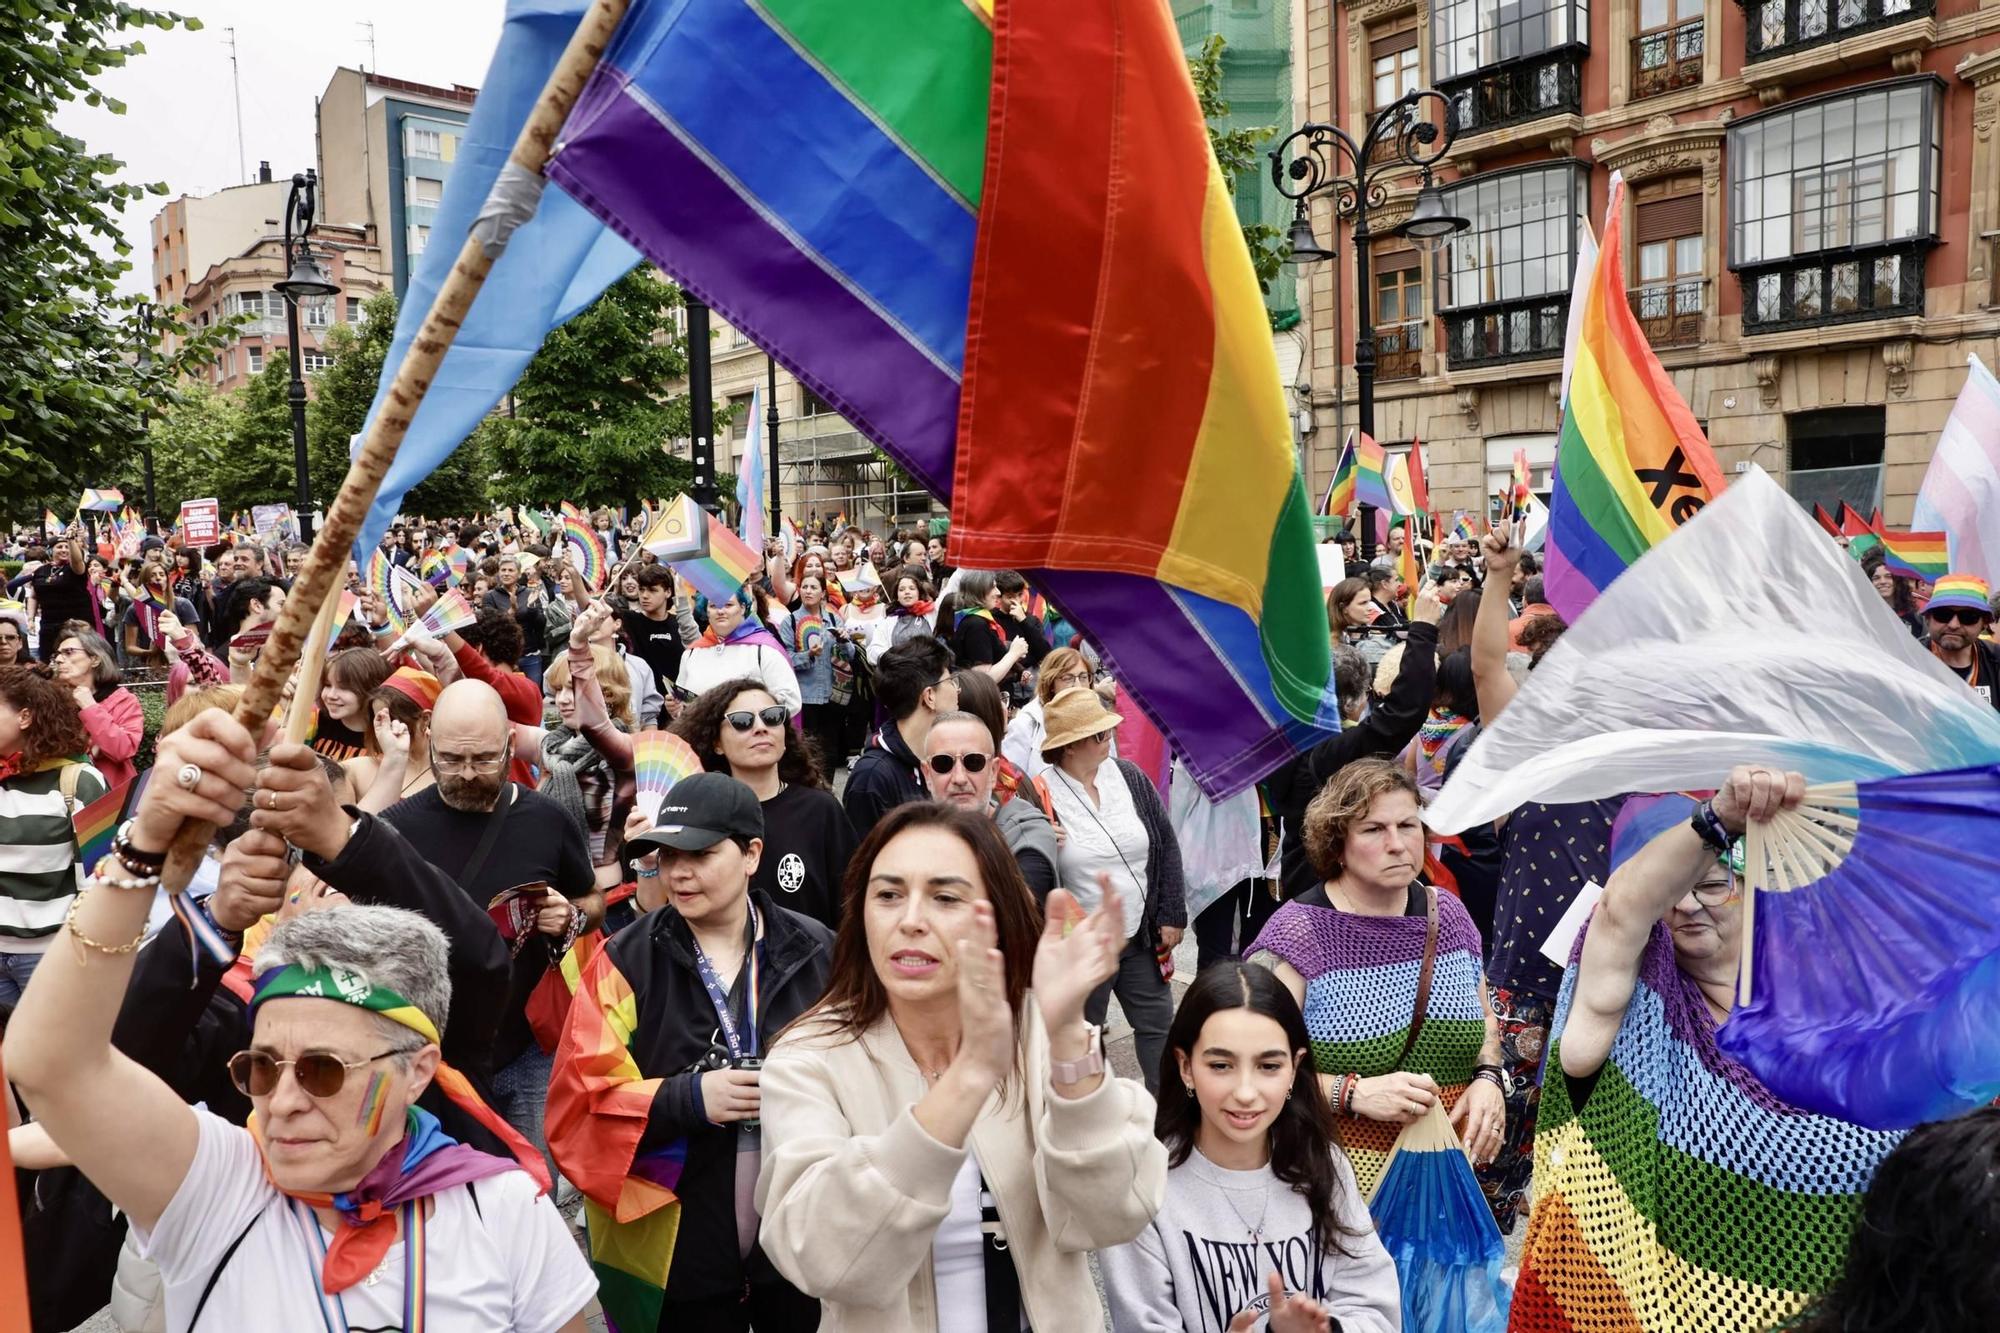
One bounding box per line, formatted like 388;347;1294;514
756;803;1166;1332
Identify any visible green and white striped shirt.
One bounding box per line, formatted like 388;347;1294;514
0;760;108;950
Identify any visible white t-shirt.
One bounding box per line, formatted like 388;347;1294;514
136;1107;596;1332
932;1155;987;1332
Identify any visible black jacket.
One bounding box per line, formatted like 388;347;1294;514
843;724;928;840
1266;620;1440;901
597;890;834;1301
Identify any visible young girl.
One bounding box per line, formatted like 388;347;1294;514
310;646;389;762
1101;961;1400;1333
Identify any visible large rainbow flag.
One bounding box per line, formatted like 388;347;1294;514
1546;172;1727;621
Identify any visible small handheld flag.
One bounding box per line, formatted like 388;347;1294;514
1322;432;1357;518
1878;529;1950;581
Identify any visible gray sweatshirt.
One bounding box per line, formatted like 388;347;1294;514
1099;1149;1401;1333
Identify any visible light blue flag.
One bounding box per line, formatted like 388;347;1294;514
736;384;766;551
351;0;641;560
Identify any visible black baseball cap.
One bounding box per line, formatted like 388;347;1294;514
626;772;765;852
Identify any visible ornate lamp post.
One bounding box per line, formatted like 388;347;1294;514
134;301;159;523
1272;91;1468;560
273;169;339;544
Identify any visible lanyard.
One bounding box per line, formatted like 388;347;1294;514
290;1198;424;1332
692;905;761;1060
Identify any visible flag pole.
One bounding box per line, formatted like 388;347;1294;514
157;0;633;891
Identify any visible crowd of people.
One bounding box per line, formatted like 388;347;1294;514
0;501;1996;1333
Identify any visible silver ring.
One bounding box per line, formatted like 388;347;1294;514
175;764;203;791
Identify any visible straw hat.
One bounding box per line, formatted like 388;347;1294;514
1039;685;1123;755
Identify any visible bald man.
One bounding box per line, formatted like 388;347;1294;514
380;678;599;1166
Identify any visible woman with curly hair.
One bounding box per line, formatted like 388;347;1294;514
672;675;856;930
0;666;108;1004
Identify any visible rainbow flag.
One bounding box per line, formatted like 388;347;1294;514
1353;432;1394;514
1511;448;1533;524
1450;511;1476;544
1321;432;1356;518
1546;172;1727;621
643;493;762;606
79;487;124;513
72;771;147;875
42;509;62;537
1396;521;1419;615
1877;529;1950;580
560;513;608;591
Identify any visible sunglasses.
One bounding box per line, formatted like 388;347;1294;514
1927;608;1989;627
227;1046;409;1099
725;706;789;732
928;752;990;775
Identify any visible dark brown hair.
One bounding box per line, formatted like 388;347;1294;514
789;803;1040;1084
0;666;90;769
324;647;391;702
672;676;826;789
949;668;1006;752
1301;757;1421;879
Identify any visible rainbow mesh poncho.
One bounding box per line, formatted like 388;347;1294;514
1251;888;1488;1197
1511;923;1904;1333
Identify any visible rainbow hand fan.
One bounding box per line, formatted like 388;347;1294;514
1719;763;2000;1129
387;587;479;652
325;590;359;653
1367;1102;1510;1333
561;514;608;591
632;730;703;822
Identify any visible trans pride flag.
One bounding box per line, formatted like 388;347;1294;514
1546;172;1726;621
358;0;1339;799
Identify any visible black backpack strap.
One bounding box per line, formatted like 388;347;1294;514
978;1167;1026;1332
187;1210;263;1332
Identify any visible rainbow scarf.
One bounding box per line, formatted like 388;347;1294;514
1546;172;1726;621
1249;891;1488;1198
1513;924;1903;1332
543;0;1341;800
952;605;1008;646
1417;708;1471;764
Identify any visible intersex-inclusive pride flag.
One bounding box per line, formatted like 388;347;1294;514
1546;171;1727;621
1914;355;2000;587
351;0;1338;797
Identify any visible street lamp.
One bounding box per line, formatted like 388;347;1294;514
135;302;159;523
274;169;338;544
1272;91;1467;561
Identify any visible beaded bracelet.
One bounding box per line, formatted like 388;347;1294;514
66;891;147;958
92;864;163;893
1339;1072;1359;1116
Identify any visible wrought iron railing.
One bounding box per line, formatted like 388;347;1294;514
1442;293;1568;367
1627;280;1704;346
1632;20;1704;99
1374;322;1424;380
1737;239;1927;332
1440;48;1585;137
1742;0;1933;62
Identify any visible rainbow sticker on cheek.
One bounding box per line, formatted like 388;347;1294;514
356;1069;391;1135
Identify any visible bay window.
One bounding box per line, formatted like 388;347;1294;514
1439;161;1587;367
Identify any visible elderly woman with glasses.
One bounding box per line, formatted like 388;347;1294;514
52;620;143;789
1512;770;1907;1333
0;607;30;665
3;708;597;1330
1000;646;1100;782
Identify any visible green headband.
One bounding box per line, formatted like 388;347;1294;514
249;963;440;1045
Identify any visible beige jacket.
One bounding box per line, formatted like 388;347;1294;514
755;1003;1167;1332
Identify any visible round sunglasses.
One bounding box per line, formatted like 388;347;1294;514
724;705;789;732
928;752;990;775
227;1046;410;1099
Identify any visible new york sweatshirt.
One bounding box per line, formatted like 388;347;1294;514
1099;1148;1401;1333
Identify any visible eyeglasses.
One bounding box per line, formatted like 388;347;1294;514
1927;608;1989;627
725;706;789;732
1688;880;1741;909
227;1046;412;1099
52;647;87;660
430;746;509;774
928;752;990;775
1052;671;1093;691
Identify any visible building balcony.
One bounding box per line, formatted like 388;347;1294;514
1741;0;1934;64
1373;322;1424;381
1442;293;1567;369
1632;21;1704;101
1439;48;1585;139
1627;280;1704;347
1736;238;1928;334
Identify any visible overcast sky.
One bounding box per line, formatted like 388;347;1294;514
55;0;506;298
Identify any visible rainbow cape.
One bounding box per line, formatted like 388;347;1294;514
1546;172;1726;620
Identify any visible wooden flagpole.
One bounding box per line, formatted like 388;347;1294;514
159;0;633;891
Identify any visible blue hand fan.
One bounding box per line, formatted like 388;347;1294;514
1719;763;2000;1130
1366;1102;1510;1333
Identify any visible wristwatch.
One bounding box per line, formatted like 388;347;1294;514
1049;1023;1105;1084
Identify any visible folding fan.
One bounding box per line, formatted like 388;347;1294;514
1718;763;2000;1130
1366;1102;1510;1333
631;730;704;822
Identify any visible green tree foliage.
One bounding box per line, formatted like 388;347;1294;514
0;1;216;518
137;383;238;515
486;269;696;509
1189;34;1287;300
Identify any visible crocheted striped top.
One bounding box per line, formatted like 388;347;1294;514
1250;885;1488;1197
1511;922;1904;1333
